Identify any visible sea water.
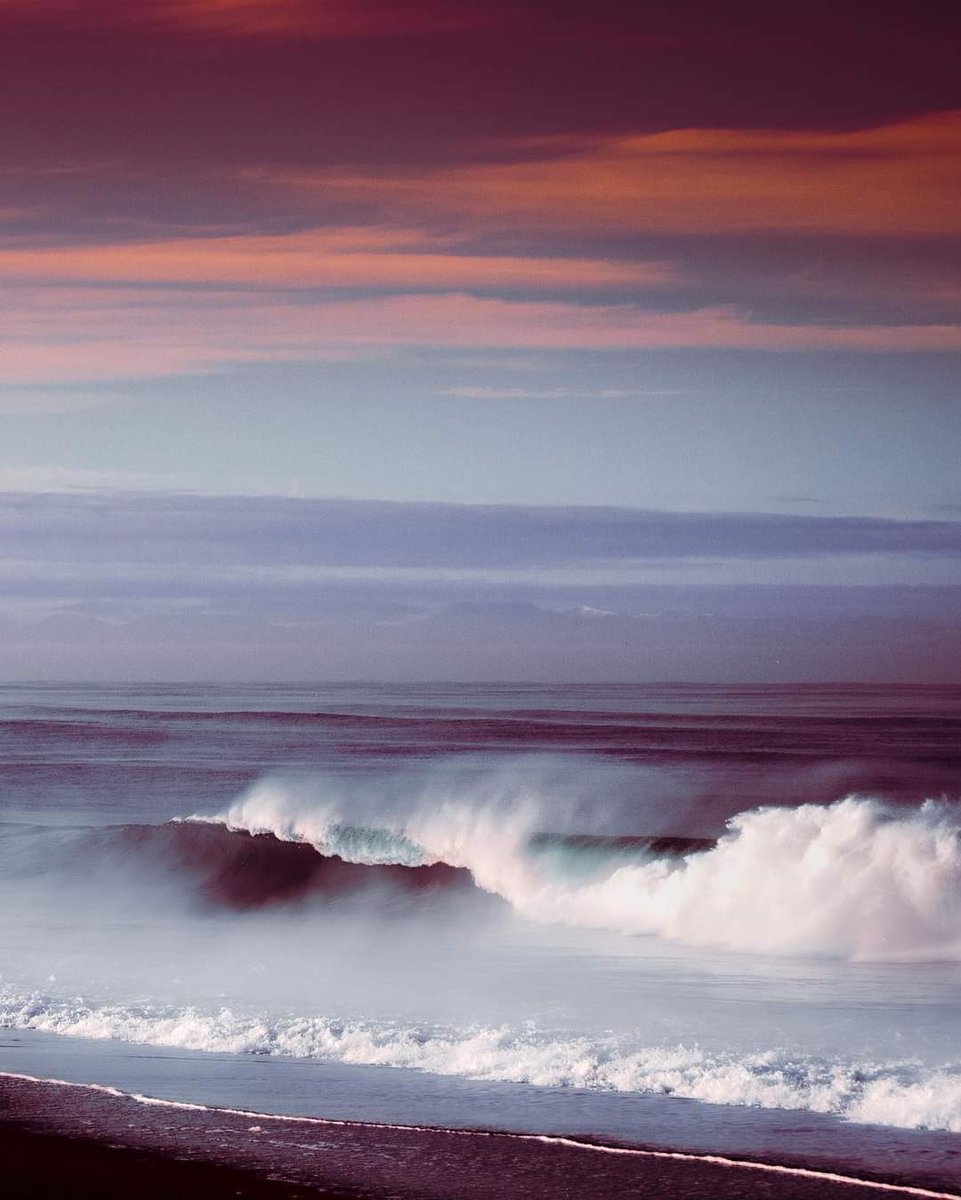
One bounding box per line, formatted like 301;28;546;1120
1;683;960;1186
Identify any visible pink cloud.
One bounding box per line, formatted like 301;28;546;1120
270;111;961;238
0;228;671;291
5;288;960;385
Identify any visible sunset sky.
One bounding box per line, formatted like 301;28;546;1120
2;1;959;679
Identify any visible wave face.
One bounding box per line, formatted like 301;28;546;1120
213;781;961;960
115;822;472;909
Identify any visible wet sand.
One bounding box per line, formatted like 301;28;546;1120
2;1074;959;1200
0;1125;347;1200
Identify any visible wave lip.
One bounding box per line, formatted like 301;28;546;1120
114;821;472;909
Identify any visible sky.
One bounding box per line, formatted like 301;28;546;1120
1;0;959;680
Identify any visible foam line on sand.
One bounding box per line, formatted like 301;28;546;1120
3;1070;958;1200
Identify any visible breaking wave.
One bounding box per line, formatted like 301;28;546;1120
4;773;960;959
210;782;961;961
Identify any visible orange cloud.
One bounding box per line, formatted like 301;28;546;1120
0;228;671;292
274;111;961;238
0;0;477;37
160;0;478;36
5;287;960;386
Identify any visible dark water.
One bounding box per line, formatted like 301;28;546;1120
1;681;958;826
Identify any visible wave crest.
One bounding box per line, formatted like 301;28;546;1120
216;784;961;960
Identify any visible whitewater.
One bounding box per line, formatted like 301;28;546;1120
215;783;961;960
1;682;960;1184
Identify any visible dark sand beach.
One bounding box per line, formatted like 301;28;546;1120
2;1074;958;1200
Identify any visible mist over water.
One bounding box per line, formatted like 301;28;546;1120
213;769;961;960
2;683;960;1137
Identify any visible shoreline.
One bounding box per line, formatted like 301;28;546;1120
2;1071;958;1200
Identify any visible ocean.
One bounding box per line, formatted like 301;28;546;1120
1;682;960;1194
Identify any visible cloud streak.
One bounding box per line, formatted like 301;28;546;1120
275;112;961;239
0;228;670;291
2;492;960;571
4;109;960;387
0;0;479;38
5;288;960;385
1;492;957;681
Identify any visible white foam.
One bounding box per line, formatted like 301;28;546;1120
3;992;960;1133
217;783;961;961
514;797;961;960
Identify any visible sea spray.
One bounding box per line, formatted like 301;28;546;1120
216;780;961;961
